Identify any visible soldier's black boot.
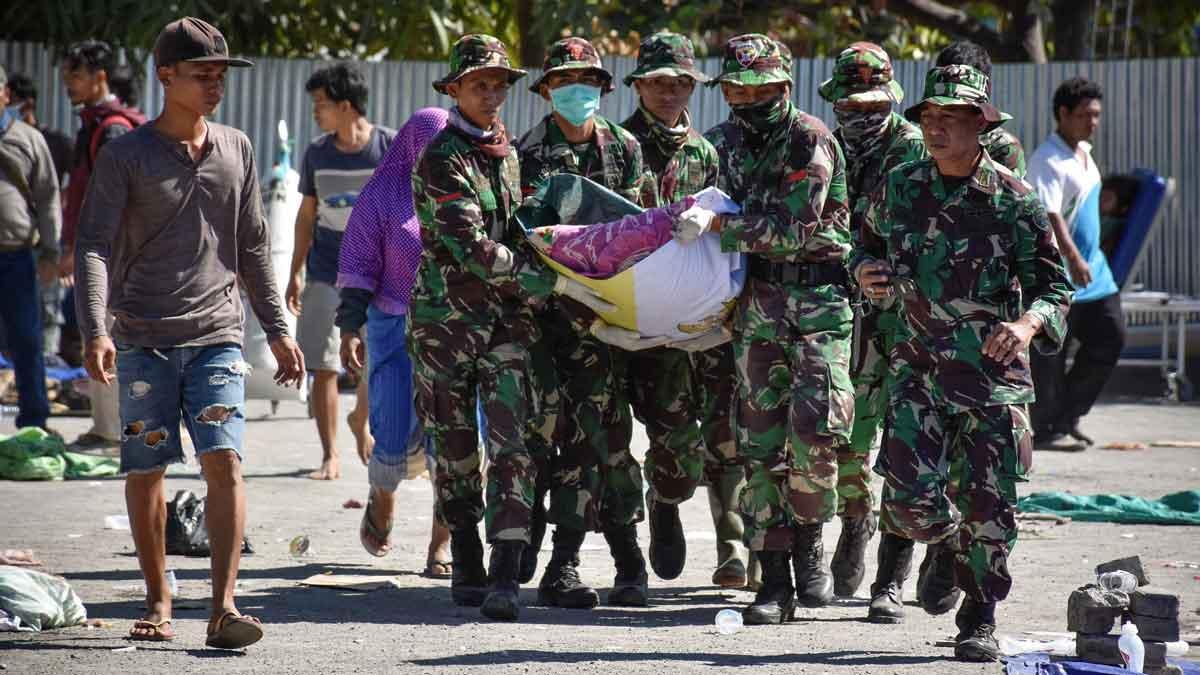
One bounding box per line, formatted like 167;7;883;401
536;528;600;609
518;489;547;584
917;540;962;615
867;533;915;624
741;550;796;625
791;523;834;607
830;511;877;597
481;542;522;621
648;500;686;580
953;597;1000;662
604;524;649;607
450;527;488;607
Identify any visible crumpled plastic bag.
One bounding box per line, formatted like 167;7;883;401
0;428;118;481
165;490;254;557
0;566;87;631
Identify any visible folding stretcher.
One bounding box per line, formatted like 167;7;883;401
1110;169;1192;400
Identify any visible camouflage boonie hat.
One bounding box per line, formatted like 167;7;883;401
706;34;791;88
433;34;526;95
818;41;904;104
623;32;708;86
904;64;1011;131
529;37;614;94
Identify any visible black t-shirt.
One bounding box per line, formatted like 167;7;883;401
38;125;74;186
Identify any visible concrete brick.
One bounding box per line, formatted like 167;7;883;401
1067;585;1125;634
1130;588;1181;619
1095;556;1150;586
1131;613;1181;642
1075;633;1167;668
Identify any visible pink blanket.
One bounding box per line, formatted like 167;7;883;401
532;197;695;278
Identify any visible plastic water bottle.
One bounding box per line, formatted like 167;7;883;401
714;609;743;635
1098;570;1138;593
1118;621;1145;672
165;570;178;596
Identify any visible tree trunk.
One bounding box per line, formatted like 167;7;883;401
1052;0;1095;60
887;0;1049;62
516;0;542;67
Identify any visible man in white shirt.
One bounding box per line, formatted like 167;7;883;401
1027;77;1122;451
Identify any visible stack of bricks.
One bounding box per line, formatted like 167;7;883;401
1069;556;1182;674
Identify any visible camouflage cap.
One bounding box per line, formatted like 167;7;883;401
904;64;1011;131
529;37;614;94
433;34;526;95
623;32;708;86
705;34;792;88
818;41;904;104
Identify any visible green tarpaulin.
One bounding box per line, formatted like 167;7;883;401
0;427;118;481
1017;490;1200;526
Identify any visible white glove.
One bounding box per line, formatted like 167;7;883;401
666;326;733;352
673;206;716;243
589;320;672;352
554;275;616;314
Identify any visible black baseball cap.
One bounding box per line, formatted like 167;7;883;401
153;17;253;69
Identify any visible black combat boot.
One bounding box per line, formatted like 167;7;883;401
791;523;834;607
648;500;686;580
481;541;523;621
604;524;649;607
518;489;547;584
741;550;796;625
830;512;877;597
917;540;962;616
536;527;599;608
867;533;915;624
953;597;1000;662
450;527;488;607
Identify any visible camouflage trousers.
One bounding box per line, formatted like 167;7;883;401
733;279;854;552
410;318;536;544
629;347;704;505
535;307;643;532
875;384;1033;603
692;342;741;481
836;308;896;518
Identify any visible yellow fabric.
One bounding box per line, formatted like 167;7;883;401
532;247;638;330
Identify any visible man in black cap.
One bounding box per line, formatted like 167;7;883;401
75;17;304;649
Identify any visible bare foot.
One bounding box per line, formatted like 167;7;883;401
307;459;341;480
347;411;374;466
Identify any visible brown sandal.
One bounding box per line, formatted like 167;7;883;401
128;618;175;642
205;611;263;649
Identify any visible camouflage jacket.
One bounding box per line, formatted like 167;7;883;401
621;108;719;207
981;126;1026;179
516;114;644;204
851;152;1073;410
704;102;851;265
410;126;556;339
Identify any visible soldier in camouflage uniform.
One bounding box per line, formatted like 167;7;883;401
852;64;1072;661
818;42;927;618
935;40;1026;177
600;32;747;588
700;35;854;625
410;34;614;621
514;37;651;609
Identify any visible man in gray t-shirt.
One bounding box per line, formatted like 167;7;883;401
285;63;394;481
75;17;303;649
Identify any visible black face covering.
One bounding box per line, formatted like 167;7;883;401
835;108;891;162
730;94;789;133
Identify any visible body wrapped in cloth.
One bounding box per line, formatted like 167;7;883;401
517;174;744;342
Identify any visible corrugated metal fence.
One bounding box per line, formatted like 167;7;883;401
3;41;1196;299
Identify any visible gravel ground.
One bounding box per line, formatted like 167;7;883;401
2;397;1198;674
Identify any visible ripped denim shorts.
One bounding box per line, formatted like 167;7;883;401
114;342;248;474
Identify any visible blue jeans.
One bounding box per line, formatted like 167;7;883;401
0;249;49;429
115;343;247;474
